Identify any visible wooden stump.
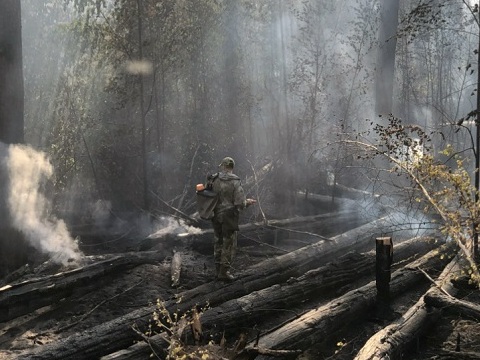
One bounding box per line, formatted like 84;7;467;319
376;237;393;317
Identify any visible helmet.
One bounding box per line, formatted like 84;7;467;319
219;156;235;168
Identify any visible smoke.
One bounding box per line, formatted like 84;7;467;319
147;216;203;239
2;142;82;264
125;60;153;75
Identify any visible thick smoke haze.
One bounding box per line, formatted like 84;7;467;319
1;142;82;264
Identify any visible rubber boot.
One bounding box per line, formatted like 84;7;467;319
217;265;235;282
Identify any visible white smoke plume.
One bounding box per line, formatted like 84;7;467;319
147;216;203;239
4;142;82;264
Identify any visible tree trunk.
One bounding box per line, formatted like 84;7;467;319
424;288;480;321
247;243;456;358
99;236;442;360
14;217;401;360
0;0;24;144
354;255;462;360
0;251;165;323
0;0;26;280
375;0;400;115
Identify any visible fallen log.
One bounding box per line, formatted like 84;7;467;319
13;217;405;360
170;251;182;287
422;349;480;359
354;254;463;360
0;251;165;323
99;236;443;360
424;289;480;321
147;209;368;242
174;216;399;310
246;242;457;359
199;237;443;338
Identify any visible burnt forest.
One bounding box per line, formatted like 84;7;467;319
1;1;480;359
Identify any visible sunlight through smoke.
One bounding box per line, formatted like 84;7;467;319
6;143;82;264
125;60;153;75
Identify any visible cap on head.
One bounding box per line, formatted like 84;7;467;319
219;156;235;168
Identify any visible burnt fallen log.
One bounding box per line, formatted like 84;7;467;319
422;349;480;359
173;216;397;310
200;237;442;338
0;251;165;323
424;288;480;321
147;208;368;243
246;242;457;359
99;236;443;360
13;217;396;360
170;251;182;287
354;254;462;360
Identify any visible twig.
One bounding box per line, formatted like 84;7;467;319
239;234;289;253
417;266;455;299
54;279;144;333
150;189;198;224
131;324;165;359
238;346;302;357
247;160;268;224
178;144;200;210
266;224;333;241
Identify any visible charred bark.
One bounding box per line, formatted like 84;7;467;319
0;251;165;323
424;288;480;321
246;243;457;358
354;255;462;360
99;236;442;360
146;209;369;246
13;217;397;359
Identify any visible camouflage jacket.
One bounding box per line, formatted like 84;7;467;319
210;171;246;215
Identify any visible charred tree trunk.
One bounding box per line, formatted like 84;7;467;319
354;255;462;360
375;0;400;115
0;0;24;144
424;289;480;321
247;243;456;358
14;218;399;360
99;237;442;360
0;251;165;323
0;0;26;281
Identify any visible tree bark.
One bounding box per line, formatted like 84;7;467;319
354;255;462;360
146;208;364;243
170;251;182;287
99;236;442;360
422;349;480;359
0;0;24;144
0;251;165;323
14;217;400;360
247;243;456;358
375;0;400;115
424;288;480;321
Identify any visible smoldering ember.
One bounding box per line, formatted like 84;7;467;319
1;1;480;359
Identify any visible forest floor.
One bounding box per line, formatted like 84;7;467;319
0;218;479;359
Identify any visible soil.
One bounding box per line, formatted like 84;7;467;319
0;223;479;359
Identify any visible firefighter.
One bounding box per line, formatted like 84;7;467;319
210;157;256;281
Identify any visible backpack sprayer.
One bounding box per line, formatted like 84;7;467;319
196;179;218;220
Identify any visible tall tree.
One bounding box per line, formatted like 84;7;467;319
375;0;400;115
0;0;24;144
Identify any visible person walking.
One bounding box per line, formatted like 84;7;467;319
209;157;256;281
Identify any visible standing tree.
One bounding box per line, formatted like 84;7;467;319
375;0;400;115
0;0;24;144
0;0;27;277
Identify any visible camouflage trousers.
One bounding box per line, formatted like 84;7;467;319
212;220;238;271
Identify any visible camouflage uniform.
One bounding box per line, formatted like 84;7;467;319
210;164;247;280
